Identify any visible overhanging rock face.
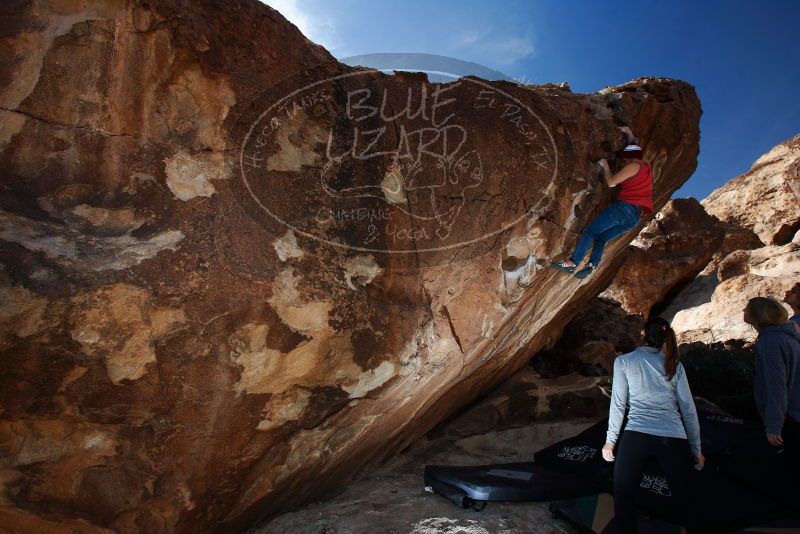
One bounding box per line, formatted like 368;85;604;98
0;1;700;532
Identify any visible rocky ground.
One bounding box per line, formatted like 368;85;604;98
250;371;609;533
250;417;596;534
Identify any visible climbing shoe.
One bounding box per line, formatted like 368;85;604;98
550;261;575;273
574;263;595;279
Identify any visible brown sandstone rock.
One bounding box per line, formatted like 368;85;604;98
428;368;609;440
701;134;800;246
532;297;646;377
0;1;700;531
655;134;800;344
602;197;726;316
699;221;764;276
663;233;800;344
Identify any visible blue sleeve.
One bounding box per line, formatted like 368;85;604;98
675;363;702;456
755;335;789;435
606;357;628;444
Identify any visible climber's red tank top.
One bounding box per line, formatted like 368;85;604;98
617;161;653;216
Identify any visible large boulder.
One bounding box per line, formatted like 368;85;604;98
532;297;646;377
701;134;800;246
659;134;800;344
701;221;765;275
0;1;700;531
602;197;726;316
663;233;800;344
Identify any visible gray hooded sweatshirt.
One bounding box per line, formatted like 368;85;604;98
754;322;800;434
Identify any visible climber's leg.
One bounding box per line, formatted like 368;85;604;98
552;225;599;272
567;229;596;267
568;202;632;265
586;202;641;266
574;221;630;279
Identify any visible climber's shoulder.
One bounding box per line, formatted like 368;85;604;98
621;161;642;174
614;161;641;183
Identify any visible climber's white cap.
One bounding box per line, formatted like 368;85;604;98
623;144;642;152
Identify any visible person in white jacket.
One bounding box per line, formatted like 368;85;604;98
603;317;704;533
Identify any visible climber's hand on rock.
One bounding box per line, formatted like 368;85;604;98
602;443;615;462
597;159;610;173
620;125;638;144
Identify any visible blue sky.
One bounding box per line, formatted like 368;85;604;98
264;0;800;200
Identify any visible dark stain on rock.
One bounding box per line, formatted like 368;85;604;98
262;305;310;352
349;327;387;371
300;386;349;429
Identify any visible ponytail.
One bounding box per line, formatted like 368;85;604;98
644;317;679;379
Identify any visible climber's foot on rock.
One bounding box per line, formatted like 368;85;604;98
551;260;576;273
575;263;596;279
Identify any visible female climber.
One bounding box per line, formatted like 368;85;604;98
602;317;703;534
552;126;653;279
744;296;800;472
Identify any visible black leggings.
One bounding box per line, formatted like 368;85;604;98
784;416;800;474
613;430;696;533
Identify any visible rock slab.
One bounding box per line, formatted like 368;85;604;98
0;1;700;531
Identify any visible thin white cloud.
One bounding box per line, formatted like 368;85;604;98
261;2;533;67
262;0;342;54
448;28;535;67
490;36;536;62
450;29;483;48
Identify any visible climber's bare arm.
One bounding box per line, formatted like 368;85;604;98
620;126;637;145
598;160;640;188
